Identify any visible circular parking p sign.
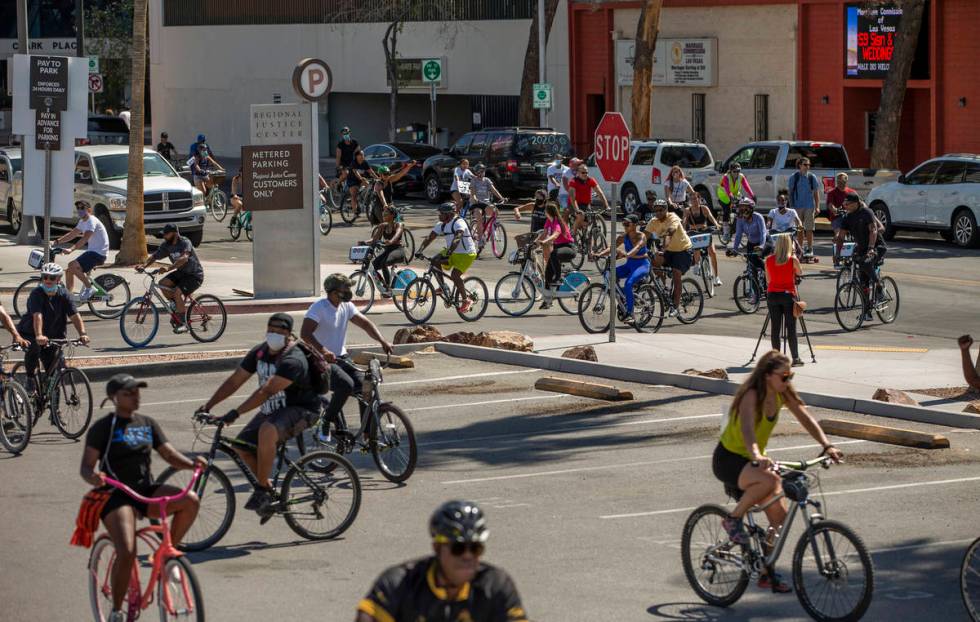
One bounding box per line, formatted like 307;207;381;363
292;58;333;102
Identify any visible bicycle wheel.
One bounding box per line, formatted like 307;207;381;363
12;277;40;319
961;537;980;622
491;222;507;259
88;273;132;320
836;265;854;291
700;257;715;298
494;272;536;317
50;367;92;439
577;283;611;334
733;275;761;315
245;221;253;242
402;278;436;325
633;284;665;333
390;268;416;313
281;450;361;540
371;403;417;483
340;192;359;224
457;276;488;322
402;229;416;263
792;519;874;622
348;270;376;314
319;203;333;236
88;535;121;622
589;230;609;270
156;463;235;552
834;282;867;332
209;189;228;222
327;182;342;210
0;379;32;454
229;214;242;240
680;504;750;607
159;555;205;621
874;276;900;324
569;236;586;271
676;278;704;324
185;295;227;343
120;296;160;348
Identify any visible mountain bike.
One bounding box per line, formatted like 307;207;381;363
299;355;417;483
120;269;227;348
155;411;361;551
348;242;418;314
14;247;131;320
570;207;609;271
650;261;704;324
833;254;899;332
401;253;489;325
202;170;228;222
0;344;33;454
466;201;507;259
577;256;663;334
729;249;768;315
88;467;205;622
228;208;252;241
681;456;874;621
10;338;92;440
495;238;590;316
962;537;980;621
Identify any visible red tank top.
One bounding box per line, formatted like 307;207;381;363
766;255;797;295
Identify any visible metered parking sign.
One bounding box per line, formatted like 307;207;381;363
241;144;305;210
35;108;62;150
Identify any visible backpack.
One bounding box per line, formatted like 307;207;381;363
257;340;331;395
790;171;817;201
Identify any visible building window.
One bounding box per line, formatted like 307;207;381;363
754;94;769;141
691;94;705;143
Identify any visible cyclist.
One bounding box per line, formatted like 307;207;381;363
188;143;222;198
416;203;478;313
713;350;842;592
0;302;29;348
683;193;722;287
546;157;569;203
665;165;696;214
300;275;394;441
824;172;852;267
356;500;528;622
595;214;649;324
767;190;804;257
638;190;658;223
229;168;245;224
56;200;110;301
450;158;473;213
187;134;211;161
335;126;359;186
346;150;374;218
17;263;90;389
646;199;692;315
467;164;506;251
361;206;407;290
788;157;820;258
561;157;581;210
156;131;178;166
536;201;576;310
839;192;885;321
727;198;769;275
513;189;549;234
567;163;608;233
371;160;416;219
716;163;755;243
137;224;204;333
80;374;204;622
199;313;322;515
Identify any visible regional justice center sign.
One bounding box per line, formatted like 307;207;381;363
240;144;304;211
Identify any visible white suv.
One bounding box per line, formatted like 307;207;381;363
586;140;715;214
866;154;980;248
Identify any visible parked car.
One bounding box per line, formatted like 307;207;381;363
866;154;980;248
39;145;207;249
421;127;574;203
80;114;130;146
586;140;716;214
692;141;901;212
363;142;441;196
0;147;24;234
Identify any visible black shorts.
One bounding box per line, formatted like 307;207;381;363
163;271;203;295
664;249;693;274
236;406;317;448
100;484;161;520
712;443;749;501
548;188;559;201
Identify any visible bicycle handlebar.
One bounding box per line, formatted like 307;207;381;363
104;465;203;505
776;455;833;473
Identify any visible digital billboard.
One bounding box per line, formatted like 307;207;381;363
844;2;929;80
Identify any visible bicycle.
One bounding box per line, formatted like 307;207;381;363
646;245;704;324
962;537;980;621
494;238;590;316
465;200;508;260
119;269;228;348
689;229;718;299
401;253;489;325
9;338;93;440
570;207;609;271
730;249;768;315
338;178;375;225
318;194;333;236
228;208;252;241
14;247;132;320
833;252;899;332
348;242;418;314
202;169;228;222
300;354;418;483
155;411;361;551
577;256;664;334
88;466;205;622
0;344;33;454
681;456;874;621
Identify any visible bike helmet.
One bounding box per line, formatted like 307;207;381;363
323;273;352;293
652;199;669;209
534;189;547;202
374;165;390;175
197;134;206;142
430;500;489;544
473;163;486;174
40;262;64;278
438;202;456;214
737;197;756;208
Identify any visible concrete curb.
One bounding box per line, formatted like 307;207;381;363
432;342;980;430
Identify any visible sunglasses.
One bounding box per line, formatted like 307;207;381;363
449;542;485;557
41;276;60;282
780;372;795;381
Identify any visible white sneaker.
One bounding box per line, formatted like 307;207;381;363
108;611;125;622
668;308;678;318
78;287;94;301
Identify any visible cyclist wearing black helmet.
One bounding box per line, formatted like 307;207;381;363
356;500;528;622
138;224;204;333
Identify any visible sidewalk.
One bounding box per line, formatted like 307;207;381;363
529;332;976;415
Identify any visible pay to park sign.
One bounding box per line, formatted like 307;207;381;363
241;144;305;211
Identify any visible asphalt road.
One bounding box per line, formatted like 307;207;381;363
1;352;977;620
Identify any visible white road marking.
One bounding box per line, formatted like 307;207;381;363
492;503;532;509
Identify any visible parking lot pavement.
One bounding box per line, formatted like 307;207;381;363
2;351;977;620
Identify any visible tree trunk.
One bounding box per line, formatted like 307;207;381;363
116;0;147;264
383;22;399;142
869;0;926;169
518;0;560;126
630;0;663;138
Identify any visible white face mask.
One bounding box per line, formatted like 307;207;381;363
265;332;287;352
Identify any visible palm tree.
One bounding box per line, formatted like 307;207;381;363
630;0;664;138
116;0;147;264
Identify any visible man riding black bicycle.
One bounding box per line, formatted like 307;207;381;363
839;192;886;321
198;313;321;516
138;224;204;333
416;204;479;313
727;198;770;273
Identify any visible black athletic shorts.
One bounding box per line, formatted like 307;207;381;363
163;270;203;296
712;442;749;501
100;484;161;520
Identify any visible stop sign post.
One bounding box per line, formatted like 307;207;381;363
594;112;631;342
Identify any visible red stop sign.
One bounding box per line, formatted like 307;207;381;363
594;112;631;183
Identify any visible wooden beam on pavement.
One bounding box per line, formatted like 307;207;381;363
819;418;950;449
534;377;633;401
352;351;415;369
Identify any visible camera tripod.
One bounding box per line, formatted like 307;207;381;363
747;301;817;365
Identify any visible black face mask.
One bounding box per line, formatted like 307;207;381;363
335;289;353;302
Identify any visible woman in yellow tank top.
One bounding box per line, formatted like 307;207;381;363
713;350;842;592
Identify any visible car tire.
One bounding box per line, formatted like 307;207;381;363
96;209;122;250
870;201;896;241
952;208;980;248
5;199;22;235
185;229;204;247
424;173;442;204
620;184;640;215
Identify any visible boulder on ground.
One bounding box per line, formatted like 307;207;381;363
562;345;598;362
444;331;478;344
683;368;729;380
393;325;443;345
467;331;534;352
963;401;980;414
872;388;918;406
